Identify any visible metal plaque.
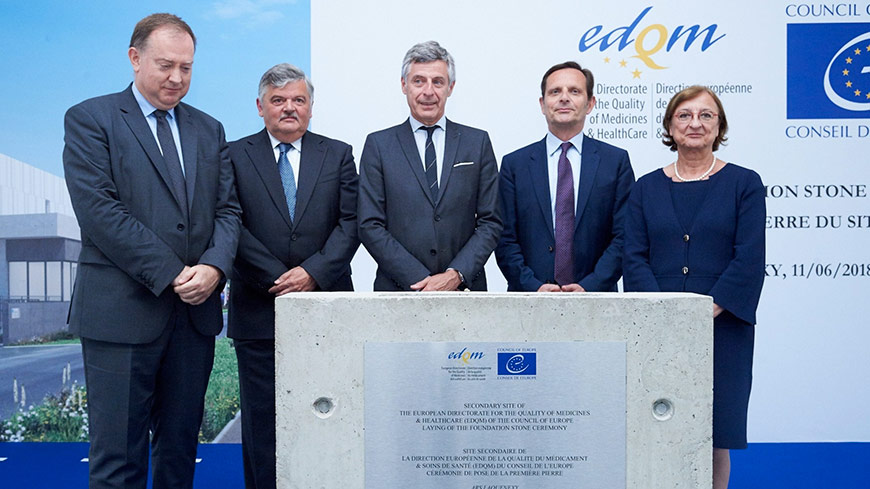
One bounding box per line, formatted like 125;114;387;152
364;341;626;488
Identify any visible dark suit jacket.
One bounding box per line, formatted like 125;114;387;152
495;135;634;292
227;129;359;339
623;165;765;324
358;119;502;291
62;85;241;344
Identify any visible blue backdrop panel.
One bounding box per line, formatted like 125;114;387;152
1;442;867;488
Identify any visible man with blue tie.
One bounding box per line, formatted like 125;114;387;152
228;63;359;489
63;13;240;488
358;41;502;291
496;62;634;292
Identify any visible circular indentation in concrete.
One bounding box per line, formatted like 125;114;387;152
652;398;673;421
312;397;335;418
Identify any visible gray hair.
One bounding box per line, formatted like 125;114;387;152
258;63;314;103
401;41;455;85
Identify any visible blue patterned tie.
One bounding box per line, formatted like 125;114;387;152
554;142;575;285
277;142;297;221
422;126;438;199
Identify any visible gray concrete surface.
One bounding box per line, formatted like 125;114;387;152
274;292;714;489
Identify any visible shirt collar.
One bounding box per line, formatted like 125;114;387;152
546;131;584;157
131;82;176;120
267;131;304;153
409;114;447;132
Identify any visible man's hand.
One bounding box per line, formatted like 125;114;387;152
713;303;724;318
173;264;222;305
536;283;585;292
411;269;463;291
537;283;561;292
268;266;317;296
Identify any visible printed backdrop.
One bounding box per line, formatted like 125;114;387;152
310;1;870;443
0;1;866;446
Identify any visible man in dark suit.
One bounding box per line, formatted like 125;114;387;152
496;62;634;292
227;63;359;489
62;14;241;489
358;41;502;291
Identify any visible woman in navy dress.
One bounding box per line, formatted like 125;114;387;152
623;86;765;489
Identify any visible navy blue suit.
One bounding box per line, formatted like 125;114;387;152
623;164;765;448
496;135;634;291
228;128;359;489
228;129;358;338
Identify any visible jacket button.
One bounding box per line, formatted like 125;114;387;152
434;215;441;222
177;223;185;231
291;234;298;241
682;266;689;275
548;246;554;252
430;249;437;256
683;234;690;242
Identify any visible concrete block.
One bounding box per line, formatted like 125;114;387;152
275;292;712;489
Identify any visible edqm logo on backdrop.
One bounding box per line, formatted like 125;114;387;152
787;23;870;119
578;6;725;78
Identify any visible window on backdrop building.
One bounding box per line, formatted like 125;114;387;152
7;260;77;301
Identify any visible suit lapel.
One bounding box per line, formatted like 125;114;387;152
437;120;460;204
294;131;324;226
246;129;294;228
575;136;601;228
118;88;186;210
396;119;435;206
529;138;555;240
175;103;198;213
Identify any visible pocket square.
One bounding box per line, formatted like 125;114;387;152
453;161;474;167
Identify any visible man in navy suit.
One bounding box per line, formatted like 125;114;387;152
63;14;241;489
496;62;634;292
358;41;502;291
228;63;359;489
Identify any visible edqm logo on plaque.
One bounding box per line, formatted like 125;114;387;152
787;23;870;119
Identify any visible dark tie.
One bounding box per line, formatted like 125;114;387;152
152;110;187;211
277;142;297;221
554;142;575;285
422;126;439;199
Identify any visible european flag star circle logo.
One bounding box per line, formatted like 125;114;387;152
787;23;870;119
497;352;536;375
825;32;870;111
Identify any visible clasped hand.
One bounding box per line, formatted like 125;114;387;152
172;264;222;305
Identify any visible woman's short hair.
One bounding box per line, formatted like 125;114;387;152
661;85;728;151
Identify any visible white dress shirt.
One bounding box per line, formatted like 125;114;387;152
267;131;303;184
131;83;186;175
409;115;447;187
546;131;584;230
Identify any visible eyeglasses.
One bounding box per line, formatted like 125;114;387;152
673;111;718;124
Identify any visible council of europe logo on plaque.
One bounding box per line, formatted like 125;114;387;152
497;353;536;376
787;23;870;119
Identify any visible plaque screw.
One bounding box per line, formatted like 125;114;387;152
652;399;673;421
312;397;335;418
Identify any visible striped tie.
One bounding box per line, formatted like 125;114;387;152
422;126;438;199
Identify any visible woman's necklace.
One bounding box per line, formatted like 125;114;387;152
674;153;716;182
